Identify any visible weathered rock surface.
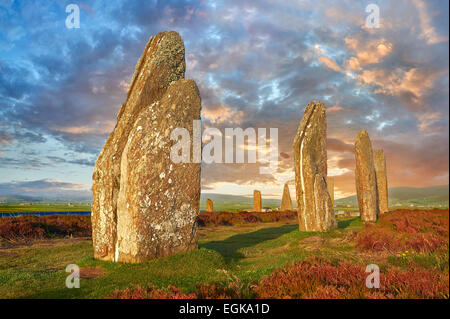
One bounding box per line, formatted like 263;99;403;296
327;177;334;209
354;130;378;222
206;199;214;212
292;102;337;232
374;150;389;215
92;31;201;263
253;190;262;212
280;183;293;211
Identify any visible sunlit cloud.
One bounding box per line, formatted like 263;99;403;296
0;0;448;198
413;0;449;44
318;56;341;72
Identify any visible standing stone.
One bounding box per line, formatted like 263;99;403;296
92;31;201;263
374;150;389;214
354;130;378;222
206;199;214;213
253;190;262;212
292;102;337;232
327;177;334;209
280;183;293;211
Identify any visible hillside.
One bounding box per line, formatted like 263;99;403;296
1;185;447;211
0;208;447;298
335;185;449;208
0;195;92;205
0;195;43;204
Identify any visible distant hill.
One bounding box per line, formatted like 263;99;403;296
335;185;449;208
0;194;92;204
200;193;283;211
0;195;43;204
2;184;447;210
389;185;448;202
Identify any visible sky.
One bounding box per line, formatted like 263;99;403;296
0;0;448;201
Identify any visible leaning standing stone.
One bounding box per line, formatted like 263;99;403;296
280;183;293;211
253;190;262;212
292;102;337;232
92;31;201;263
116;79;201;263
374;150;389;215
354;130;378;222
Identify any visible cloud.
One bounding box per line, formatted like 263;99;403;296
327;138;354;153
318;56;341;72
357;67;442;113
344;37;392;65
202;104;245;125
50;122;116;135
331;133;449;195
0;131;11;145
344;57;362;71
46;156;97;167
326;105;344;113
0;129;46;145
0;0;448;199
416;112;443;134
413;0;449;44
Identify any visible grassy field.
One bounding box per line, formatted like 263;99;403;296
1;203;446;215
1;209;448;299
0;218;351;298
0;204;91;213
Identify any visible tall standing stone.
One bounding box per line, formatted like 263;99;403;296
92;31;201;263
374;150;389;214
253;190;262;212
354;130;378;222
292;102;337;232
280;183;293;211
206;199;214;212
327;177;334;209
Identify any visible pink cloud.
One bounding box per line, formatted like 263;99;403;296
327;105;344;113
344;37;392;66
202;104;244;125
357;67;439;103
413;0;448;44
50;121;115;135
318;56;341;72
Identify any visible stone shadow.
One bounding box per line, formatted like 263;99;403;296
200;224;298;263
337;217;359;229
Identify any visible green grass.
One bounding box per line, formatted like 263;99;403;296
0;217;364;299
0;204;91;213
0;215;445;299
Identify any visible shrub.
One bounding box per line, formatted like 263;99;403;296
198;210;297;227
253;258;449;299
0;215;92;240
0;209;296;241
355;209;449;253
110;285;197;299
109;257;449;299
